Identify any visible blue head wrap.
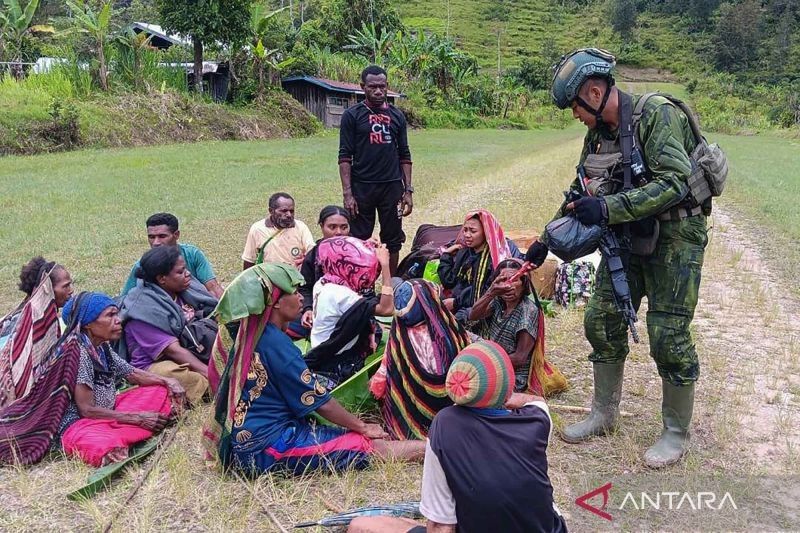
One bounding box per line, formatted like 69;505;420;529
394;280;428;327
62;292;117;328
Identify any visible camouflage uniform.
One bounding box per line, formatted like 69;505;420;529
547;94;708;386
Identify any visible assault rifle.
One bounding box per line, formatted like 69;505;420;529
574;165;640;343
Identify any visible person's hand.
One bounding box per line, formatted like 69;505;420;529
359;422;389;440
293;254;305;267
301;309;313;328
443;298;455;312
567;196;608;225
164;378;186;410
489;272;513;298
400;191;413;217
442;243;463;256
102;447;129;465
134;412;169;432
343;191;359;217
504;392;543;409
525;241;549;268
375;243;390;267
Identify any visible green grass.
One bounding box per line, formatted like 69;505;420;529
395;0;707;74
0;127;580;312
711;132;800;288
0;75;319;156
1;128;798;531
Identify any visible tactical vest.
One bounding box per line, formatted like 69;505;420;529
580;93;713;255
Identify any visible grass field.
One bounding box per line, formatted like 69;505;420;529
1;127;798;531
395;0;705;74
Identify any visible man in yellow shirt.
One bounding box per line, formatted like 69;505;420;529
242;193;316;270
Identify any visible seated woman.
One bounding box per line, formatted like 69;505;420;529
305;237;393;389
0;256;73;351
202;263;424;476
56;292;185;467
369;279;471;440
0;257;74;408
120;246;218;404
288;205;351;339
438;209;522;334
470;258;567;396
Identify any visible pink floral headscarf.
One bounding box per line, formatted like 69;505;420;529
316;237;380;292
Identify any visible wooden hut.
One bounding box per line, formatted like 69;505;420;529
281;76;402;127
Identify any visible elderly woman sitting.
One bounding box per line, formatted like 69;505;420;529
56;292;185;466
469;259;567;396
0;256;74;352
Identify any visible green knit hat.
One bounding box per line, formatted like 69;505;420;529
445;340;514;409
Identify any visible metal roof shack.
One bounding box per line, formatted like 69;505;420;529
281;75;402;127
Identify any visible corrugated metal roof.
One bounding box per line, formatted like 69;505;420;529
281;75;402;97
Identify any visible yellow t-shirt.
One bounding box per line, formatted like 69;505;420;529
242;219;316;266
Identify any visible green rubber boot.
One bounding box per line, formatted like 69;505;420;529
560;362;624;443
644;380;694;468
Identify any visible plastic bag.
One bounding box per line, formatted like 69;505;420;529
545;215;603;263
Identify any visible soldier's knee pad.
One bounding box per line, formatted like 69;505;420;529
647;312;699;385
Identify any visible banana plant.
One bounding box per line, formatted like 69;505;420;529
65;0;112;91
252;37;296;98
1;0;49;68
113;28;153;91
345;22;393;64
248;3;293;98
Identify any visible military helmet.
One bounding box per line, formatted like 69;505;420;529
551;48;616;109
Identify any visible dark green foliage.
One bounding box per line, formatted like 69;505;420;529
155;0;250;48
483;1;511;22
317;0;403;48
713;0;762;72
508;56;552;91
609;0;638;40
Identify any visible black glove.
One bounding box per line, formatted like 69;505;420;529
571;196;608;225
525;241;549;267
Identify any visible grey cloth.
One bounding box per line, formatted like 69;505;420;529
117;277;218;360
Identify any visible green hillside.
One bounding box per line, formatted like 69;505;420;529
396;0;706;75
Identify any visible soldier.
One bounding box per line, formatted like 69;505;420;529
525;49;709;468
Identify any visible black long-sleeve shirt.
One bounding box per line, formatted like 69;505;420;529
299;242;321;313
338;101;412;183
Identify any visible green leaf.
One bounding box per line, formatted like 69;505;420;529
67;436;162;501
254;37;265;59
21;0;38;27
97;1;111;31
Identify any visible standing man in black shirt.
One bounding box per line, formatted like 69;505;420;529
338;65;413;275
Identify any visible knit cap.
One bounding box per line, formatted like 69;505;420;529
445;340;514;409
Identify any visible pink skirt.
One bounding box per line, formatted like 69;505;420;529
61;385;171;466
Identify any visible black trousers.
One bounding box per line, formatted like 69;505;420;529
350;180;406;253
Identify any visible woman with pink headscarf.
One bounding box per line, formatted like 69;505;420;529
438;210;524;333
306;237;395;389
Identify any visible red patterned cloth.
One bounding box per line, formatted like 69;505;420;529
0;277;61;407
459;210;512;270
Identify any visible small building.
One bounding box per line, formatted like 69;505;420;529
281;75;402;127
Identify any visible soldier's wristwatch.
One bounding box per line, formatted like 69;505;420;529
405;186;414;193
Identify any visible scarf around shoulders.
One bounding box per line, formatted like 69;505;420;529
117;277;218;360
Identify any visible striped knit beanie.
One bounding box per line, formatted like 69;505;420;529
445;340;514;409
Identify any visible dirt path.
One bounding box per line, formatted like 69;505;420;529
694;206;800;473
